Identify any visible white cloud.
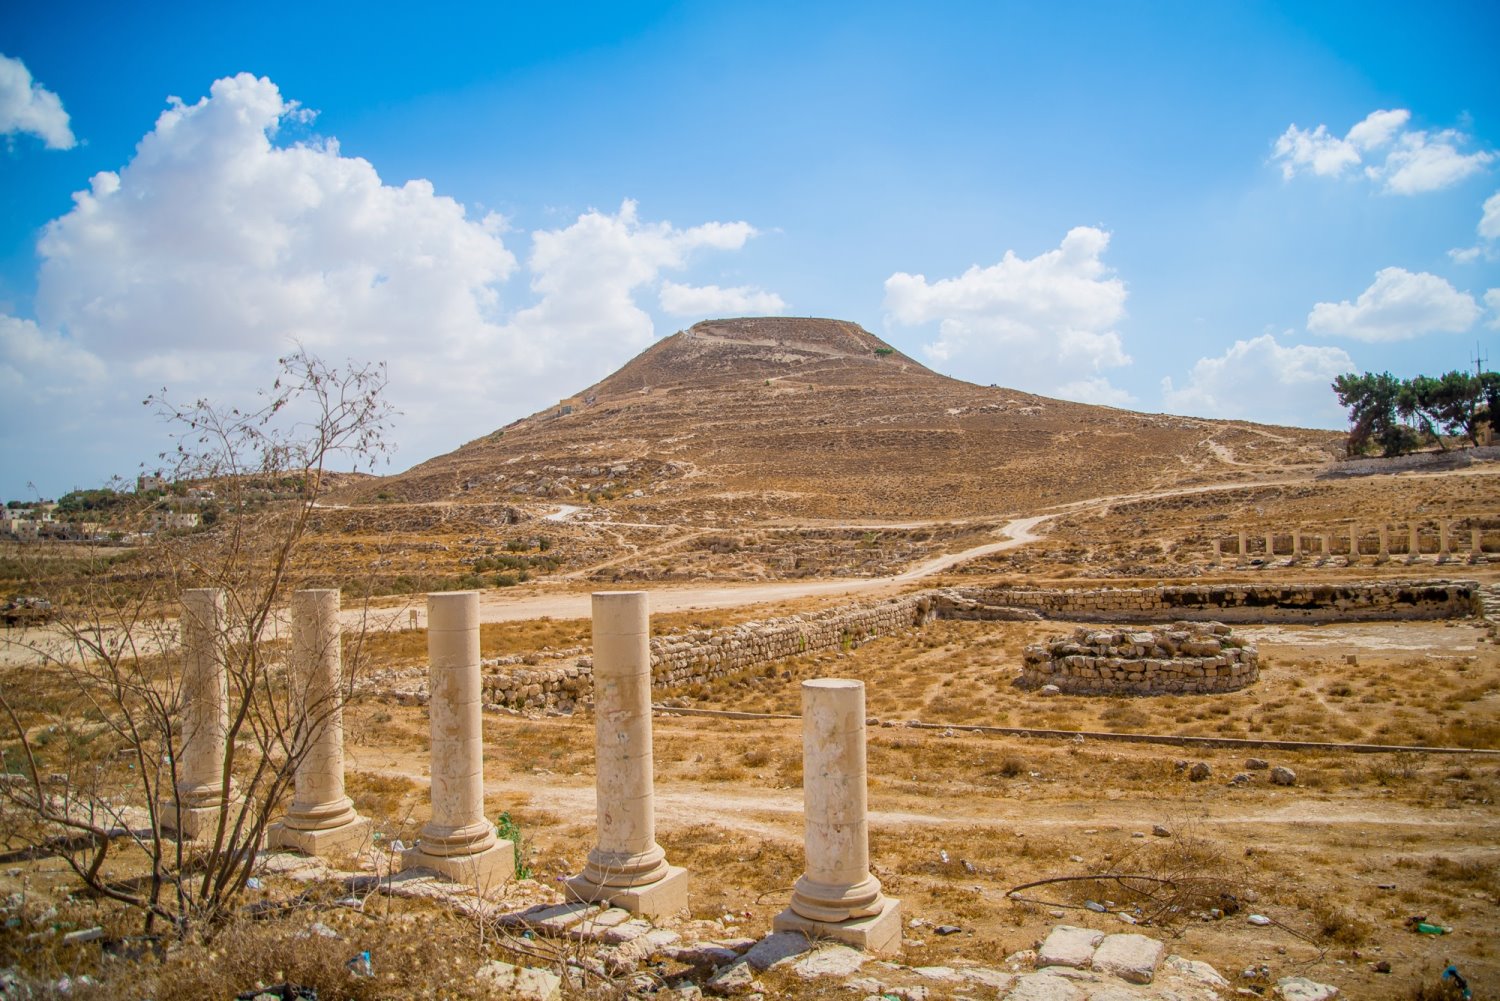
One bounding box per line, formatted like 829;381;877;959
2;74;774;487
0;53;75;149
1481;191;1500;241
1053;376;1135;407
0;315;105;395
659;281;786;317
1485;288;1500;329
1161;333;1354;426
510;200;761;357
1271;108;1493;194
1306;267;1480;341
883;227;1130;394
1378;130;1495;194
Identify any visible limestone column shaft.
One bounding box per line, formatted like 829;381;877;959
1237;531;1248;560
1377;525;1390;561
1320;534;1330;558
789;679;883;922
271;590;371;855
178;589;228;806
1473;528;1483;558
1349;525;1360;561
1210;539;1221;563
1409;523;1421;561
1439;521;1452;557
1292;530;1302;559
1264;533;1274;560
582;591;669;885
406;592;503;866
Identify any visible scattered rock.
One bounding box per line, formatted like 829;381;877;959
1090;932;1165;985
1188;762;1212;782
1164;955;1229;988
61;927;103;945
474;960;562;1000
1040;684;1062;697
1246;757;1270;770
1037;925;1103;969
705;962;759;996
1151;825;1171;838
1230;772;1252;786
1276;975;1340;1000
1271;766;1297;786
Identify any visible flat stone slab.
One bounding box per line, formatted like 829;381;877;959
1004;971;1086;1001
566;906;633;940
1277;976;1340;1000
1090;933;1164;985
1037;925;1104;969
1165;955;1229;988
664;941;745;967
791;944;868;979
474;960;561;1000
742;931;816;970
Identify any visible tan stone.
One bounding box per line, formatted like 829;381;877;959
566;591;688;918
270;589;372;857
158;589;232;840
774;678;900;954
402;592;514;889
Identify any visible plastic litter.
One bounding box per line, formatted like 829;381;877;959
1247;914;1271;926
246;877;263;890
935;925;961;935
1443;965;1471;1000
346;950;373;977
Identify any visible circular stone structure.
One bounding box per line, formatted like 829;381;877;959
1021;621;1257;695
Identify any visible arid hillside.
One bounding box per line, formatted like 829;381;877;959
339;317;1341;522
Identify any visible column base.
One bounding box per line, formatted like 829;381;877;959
772;895;902;955
564;865;689;919
400;839;514;891
268;815;373;858
157;799;227;842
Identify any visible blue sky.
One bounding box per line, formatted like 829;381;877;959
2;1;1498;499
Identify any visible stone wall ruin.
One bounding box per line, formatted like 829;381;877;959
1020;621;1257;695
364;580;1481;712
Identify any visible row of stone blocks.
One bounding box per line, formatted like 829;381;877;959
161;588;902;955
1212;522;1489;563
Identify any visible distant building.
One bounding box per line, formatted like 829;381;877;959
149;510;200;531
137;474;168;493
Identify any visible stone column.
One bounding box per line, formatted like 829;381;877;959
1291;529;1302;561
774;679;900;954
270;589;372;856
1348;524;1360;564
1471;527;1484;563
159;589;231;840
1408;523;1421;564
1377;525;1389;563
566;592;688;917
1319;534;1330;561
1263;532;1275;564
1237;530;1248;564
1210;539;1221;564
1438;521;1452;562
401;592;513;888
